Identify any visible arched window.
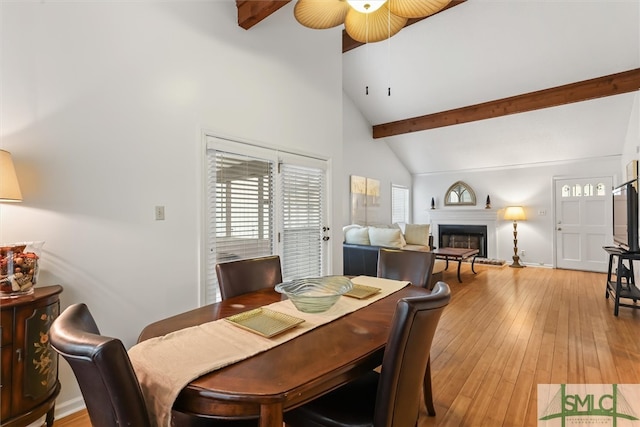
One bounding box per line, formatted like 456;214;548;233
584;184;594;197
572;184;582;197
445;181;476;206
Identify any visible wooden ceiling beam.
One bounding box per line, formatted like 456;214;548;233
372;68;640;139
237;0;291;30
343;0;467;53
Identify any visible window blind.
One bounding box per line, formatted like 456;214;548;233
205;150;275;303
280;163;325;280
391;184;410;224
204;136;328;304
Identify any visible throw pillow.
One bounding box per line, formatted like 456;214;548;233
393;222;407;234
342;224;364;242
345;227;370;245
391;223;408;246
368;227;405;249
405;224;430;246
389;222;407;248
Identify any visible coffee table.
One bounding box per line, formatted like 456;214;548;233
432;247;479;283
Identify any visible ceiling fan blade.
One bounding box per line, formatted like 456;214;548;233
294;0;349;29
344;6;407;43
387;0;452;18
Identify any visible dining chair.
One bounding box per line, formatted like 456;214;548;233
283;281;451;427
377;248;437;290
216;255;283;300
50;303;257;427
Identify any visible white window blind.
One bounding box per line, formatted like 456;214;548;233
204;136;329;304
205;150;275;303
280;163;325;280
391;184;410;224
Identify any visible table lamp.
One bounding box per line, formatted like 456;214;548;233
0;150;23;202
0;150;33;298
504;206;526;268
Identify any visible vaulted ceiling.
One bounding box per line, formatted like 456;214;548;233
235;1;640;174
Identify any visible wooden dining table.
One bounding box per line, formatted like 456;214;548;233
136;280;430;427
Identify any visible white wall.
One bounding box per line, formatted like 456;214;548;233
342;93;412;229
0;1;343;416
414;157;622;267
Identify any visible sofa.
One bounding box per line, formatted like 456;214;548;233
342;224;446;288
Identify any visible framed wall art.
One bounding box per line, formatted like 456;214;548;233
350;175;381;225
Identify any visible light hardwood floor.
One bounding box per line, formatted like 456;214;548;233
54;265;639;427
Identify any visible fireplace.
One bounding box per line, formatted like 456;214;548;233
438;224;488;258
428;209;498;259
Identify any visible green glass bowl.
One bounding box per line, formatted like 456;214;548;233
275;276;354;313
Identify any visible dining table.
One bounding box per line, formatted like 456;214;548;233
134;276;430;427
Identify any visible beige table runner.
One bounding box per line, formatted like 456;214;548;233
128;276;409;427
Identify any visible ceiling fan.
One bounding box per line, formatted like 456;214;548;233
293;0;452;43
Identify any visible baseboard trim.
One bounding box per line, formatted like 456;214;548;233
54;397;86;420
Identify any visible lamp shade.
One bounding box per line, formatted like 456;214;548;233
293;0;451;43
504;206;526;221
0;150;23;202
294;0;349;29
344;5;407;43
388;0;452;19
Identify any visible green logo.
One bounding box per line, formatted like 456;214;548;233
538;384;639;426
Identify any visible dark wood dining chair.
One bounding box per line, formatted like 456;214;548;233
50;303;257;427
283;282;451;427
216;255;283;300
377;248;437;290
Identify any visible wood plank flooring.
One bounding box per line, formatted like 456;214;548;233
54;265;639;427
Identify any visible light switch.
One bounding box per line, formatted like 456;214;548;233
155;206;165;220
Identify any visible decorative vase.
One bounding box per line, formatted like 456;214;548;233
485;195;491;209
431;197;436;210
0;241;44;298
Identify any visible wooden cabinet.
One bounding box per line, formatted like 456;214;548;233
0;285;62;427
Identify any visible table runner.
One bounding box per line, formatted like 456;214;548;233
128;276;409;427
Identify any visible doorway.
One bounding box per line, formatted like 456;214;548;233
204;136;330;303
554;176;613;272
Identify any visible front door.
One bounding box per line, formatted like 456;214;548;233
555;177;613;272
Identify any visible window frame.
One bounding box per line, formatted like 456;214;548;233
391;184;410;224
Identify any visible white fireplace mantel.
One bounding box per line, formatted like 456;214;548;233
427;209;499;259
427;208;498;222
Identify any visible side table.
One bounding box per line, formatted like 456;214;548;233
603;247;640;316
1;285;63;427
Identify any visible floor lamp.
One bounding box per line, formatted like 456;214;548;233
504;206;526;268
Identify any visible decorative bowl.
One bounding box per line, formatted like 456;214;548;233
0;241;44;298
275;276;354;313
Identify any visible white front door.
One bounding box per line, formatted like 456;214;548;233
555;177;613;272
